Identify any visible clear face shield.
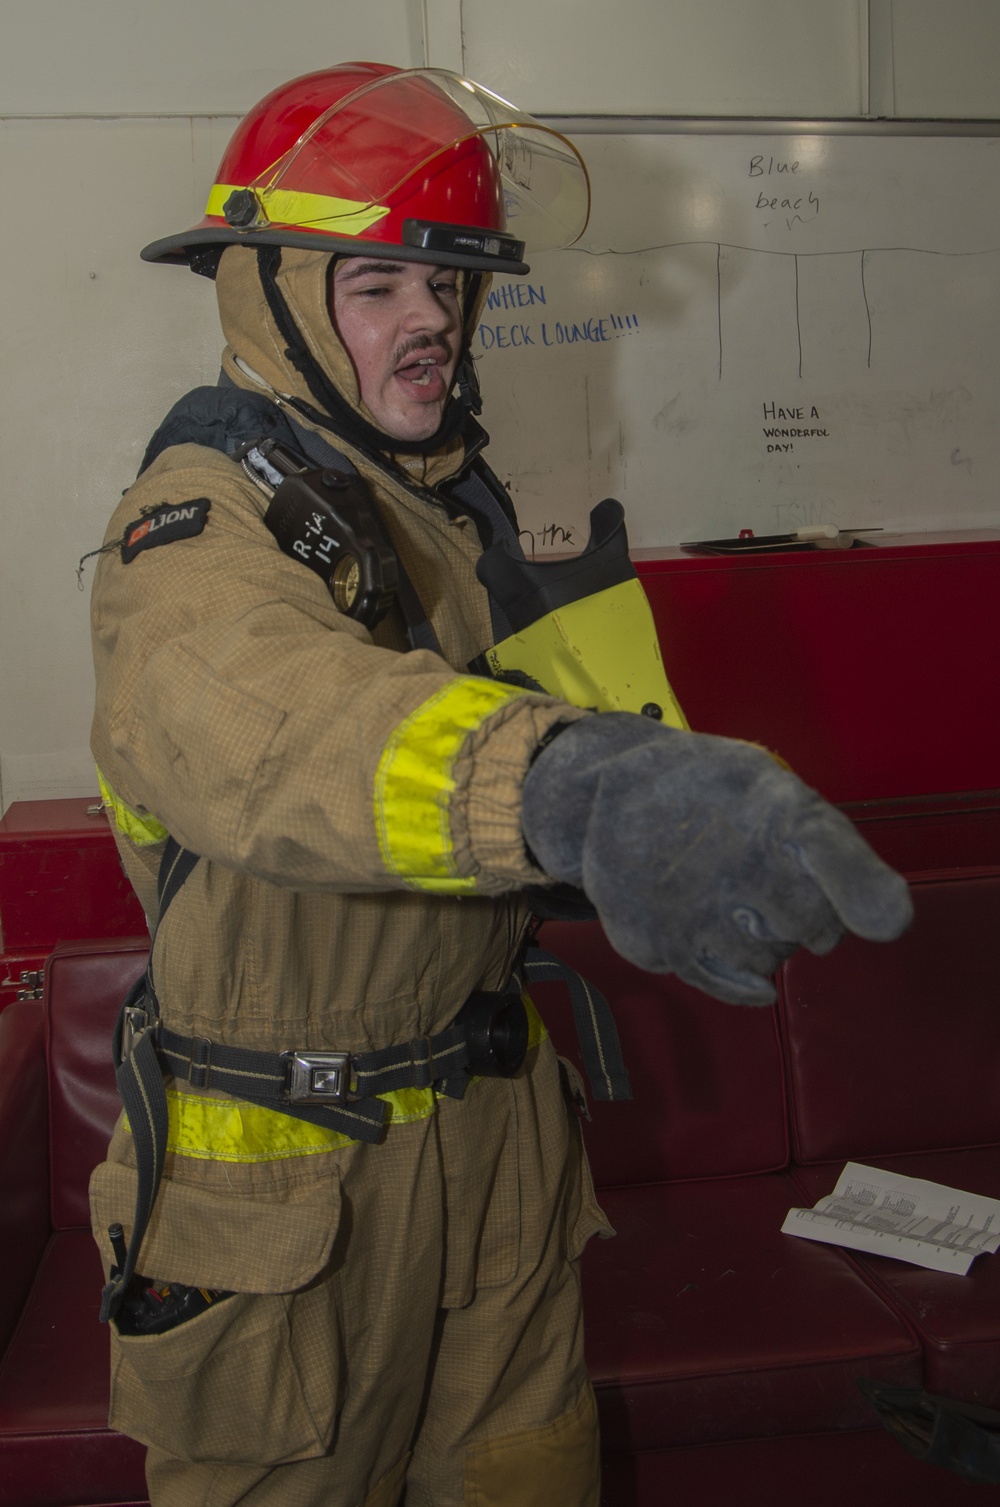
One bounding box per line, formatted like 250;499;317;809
238;68;591;257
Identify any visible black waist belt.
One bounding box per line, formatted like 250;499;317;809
155;1015;477;1121
99;839;629;1324
121;978;530;1142
101;974;530;1324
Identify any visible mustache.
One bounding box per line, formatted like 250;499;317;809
392;333;452;367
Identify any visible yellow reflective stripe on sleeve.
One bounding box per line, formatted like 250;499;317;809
96;767;168;847
123;997;548;1163
374;677;530;893
206;184;391;239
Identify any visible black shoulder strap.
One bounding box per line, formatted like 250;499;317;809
274;418;443;656
445;459;527;644
139;386;294;476
139;384;444;657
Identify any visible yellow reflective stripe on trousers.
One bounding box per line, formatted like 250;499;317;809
374;677;529;893
96;766;168;847
125;999;548;1162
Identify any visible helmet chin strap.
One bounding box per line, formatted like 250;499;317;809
255;246;479;461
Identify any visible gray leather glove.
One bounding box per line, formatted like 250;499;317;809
521;714;913;1005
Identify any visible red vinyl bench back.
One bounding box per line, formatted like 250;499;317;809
45;939;148;1230
779;872;1000;1165
535;920;789;1190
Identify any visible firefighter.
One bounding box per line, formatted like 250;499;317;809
88;64;912;1507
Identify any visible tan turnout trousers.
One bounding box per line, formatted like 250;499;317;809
92;1037;608;1506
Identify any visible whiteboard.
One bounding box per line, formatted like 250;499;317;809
473;127;1000;553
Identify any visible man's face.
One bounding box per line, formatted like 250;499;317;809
331;257;463;442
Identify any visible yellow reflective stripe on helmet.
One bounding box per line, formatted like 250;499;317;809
123;998;547;1163
96;767;168;847
375;678;530;893
206;183;391;238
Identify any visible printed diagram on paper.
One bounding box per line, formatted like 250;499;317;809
782;1163;1000;1274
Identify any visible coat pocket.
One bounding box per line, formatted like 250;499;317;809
557;1058;615;1263
90;1159;343;1465
565;1133;614;1262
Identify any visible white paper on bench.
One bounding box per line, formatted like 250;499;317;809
782;1163;1000;1275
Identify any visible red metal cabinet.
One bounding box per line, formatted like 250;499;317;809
0;798;146;1012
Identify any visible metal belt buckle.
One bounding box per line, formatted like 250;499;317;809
286;1050;355;1104
121;1003;151;1058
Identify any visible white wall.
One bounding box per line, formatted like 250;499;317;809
0;1;425;811
2;0;1000;810
0;0;425;114
888;0;1000;118
464;0;870;117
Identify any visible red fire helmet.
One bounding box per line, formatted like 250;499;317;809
142;63;590;275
